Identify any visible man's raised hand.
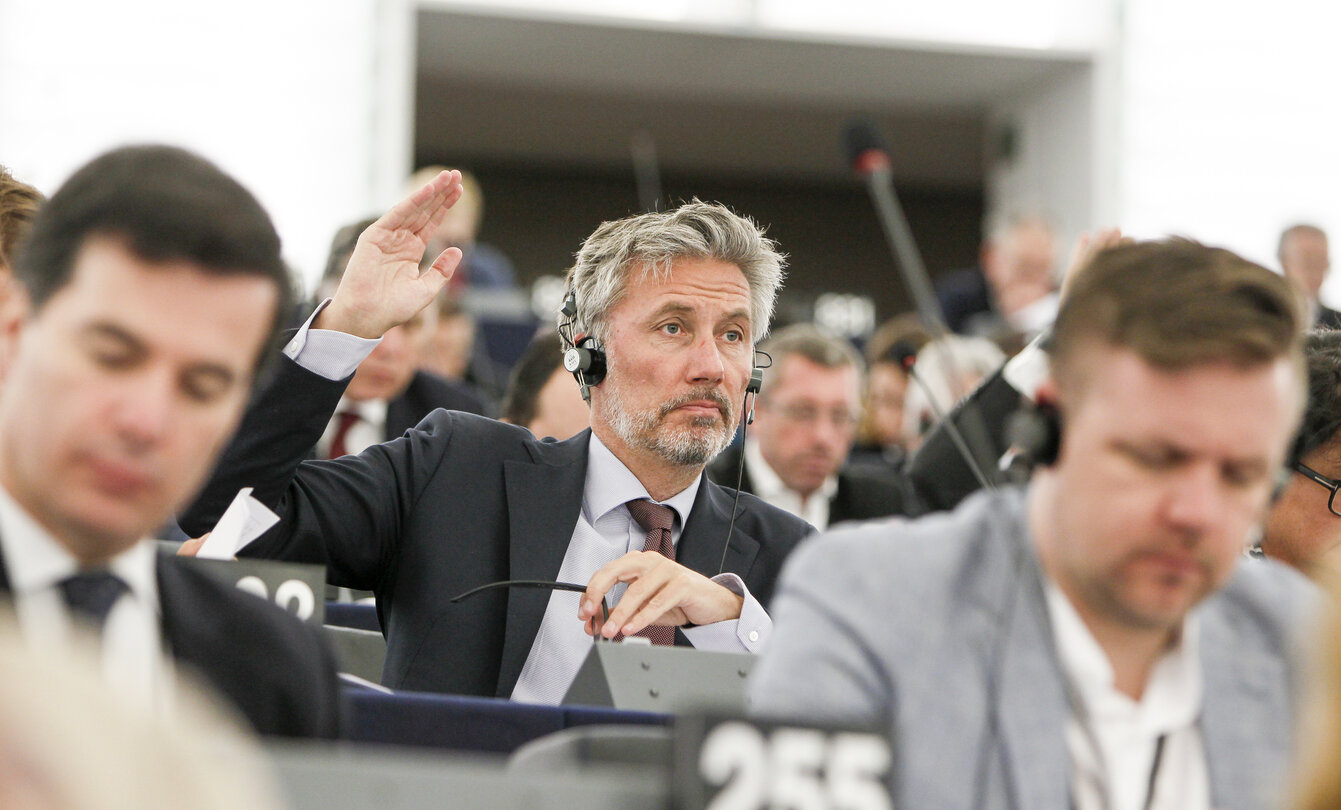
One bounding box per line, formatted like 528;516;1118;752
317;170;465;339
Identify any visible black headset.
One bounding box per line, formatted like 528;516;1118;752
558;287;765;403
1005;399;1062;468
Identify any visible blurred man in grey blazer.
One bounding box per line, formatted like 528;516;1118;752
750;239;1318;810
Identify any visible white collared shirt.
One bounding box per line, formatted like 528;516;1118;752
287;316;771;705
508;433;770;704
317;396;389;458
0;485;175;714
742;438;838;530
1044;582;1209;810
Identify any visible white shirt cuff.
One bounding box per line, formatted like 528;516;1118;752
680;573;771;653
282;299;381;381
1001;334;1049;402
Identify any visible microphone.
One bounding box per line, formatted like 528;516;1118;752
841;119;894;177
842;117;948;336
843;115;1002;491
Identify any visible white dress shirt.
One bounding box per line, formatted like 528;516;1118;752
0;485;175;714
742;437;837;530
1045;582;1208;810
287;310;770;705
317;396;388;458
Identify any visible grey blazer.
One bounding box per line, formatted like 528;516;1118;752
748;487;1317;810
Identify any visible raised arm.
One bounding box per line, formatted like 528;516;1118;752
319;169;465;338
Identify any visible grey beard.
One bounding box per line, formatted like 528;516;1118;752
606;387;736;467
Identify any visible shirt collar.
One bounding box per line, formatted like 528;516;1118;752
743;437;839;503
0;483;160;614
1044;578;1202;734
336;396;388;428
584;432;700;533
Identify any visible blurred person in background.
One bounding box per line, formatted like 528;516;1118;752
901;333;1005;451
317;217;490;459
0;617;285;810
1286;573;1341;810
409;165;516;293
1261;329;1341;577
1278;224;1340;329
850;315;930;472
708;324;909;529
417;290;501;408
500;330;589;441
936;212;1059;352
0;165;43;286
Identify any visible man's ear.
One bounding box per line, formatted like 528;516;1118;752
0;280;32;379
1033;376;1059;408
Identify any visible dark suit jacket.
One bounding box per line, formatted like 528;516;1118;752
935;266;994;334
0;550;342;738
183;356;813;698
1317;304;1341;330
706;445;909;526
384;371;493;438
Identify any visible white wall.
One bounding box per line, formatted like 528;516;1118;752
986;64;1098;262
1118;0;1341;303
0;0;413;295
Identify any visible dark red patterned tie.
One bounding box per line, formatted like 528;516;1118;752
624;499;675;646
327;410;362;459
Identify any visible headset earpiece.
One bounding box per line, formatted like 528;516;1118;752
563;337;607;386
558;288;607;401
1005;400;1062;468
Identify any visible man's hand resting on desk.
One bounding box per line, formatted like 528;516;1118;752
317;169;466;339
578;552;745;639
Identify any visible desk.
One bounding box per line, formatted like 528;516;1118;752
342;687;669;754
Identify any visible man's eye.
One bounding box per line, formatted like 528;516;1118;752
181;372;231;403
91;349;136;369
723;330;742;343
661;323;682;335
1127;446;1176;469
1222;464;1265;488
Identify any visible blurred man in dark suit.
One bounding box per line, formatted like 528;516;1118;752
1279;224;1340;329
0;145;340;738
709;324;908;529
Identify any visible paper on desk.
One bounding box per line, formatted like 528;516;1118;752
196;487;279;560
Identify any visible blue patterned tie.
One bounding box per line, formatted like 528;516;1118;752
59;570;128;633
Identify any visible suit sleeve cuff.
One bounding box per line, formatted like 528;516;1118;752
283;299;381;381
680;573;771;653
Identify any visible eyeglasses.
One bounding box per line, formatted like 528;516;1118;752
769;402;859;430
1293;462;1341;517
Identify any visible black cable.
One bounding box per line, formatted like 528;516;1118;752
716;391;755;577
905;360;996;492
450;579;610;639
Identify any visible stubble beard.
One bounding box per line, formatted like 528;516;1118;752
604;384;737;467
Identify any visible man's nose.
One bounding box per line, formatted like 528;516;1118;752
686;335;725;383
1163;463;1222;537
114;369;175;448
